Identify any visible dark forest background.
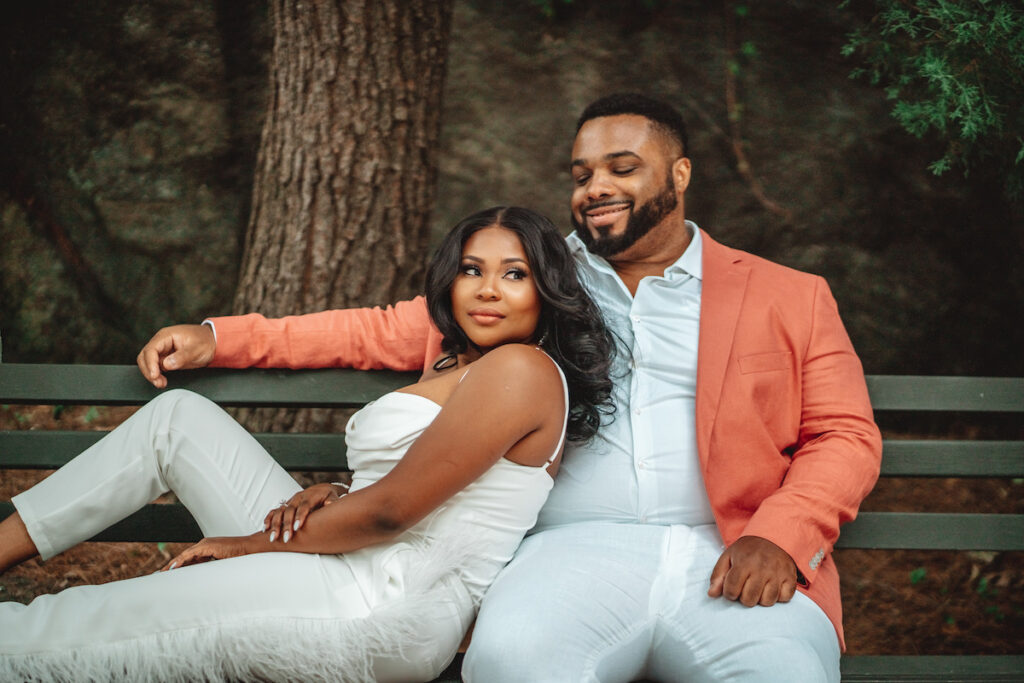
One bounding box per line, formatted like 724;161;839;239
2;0;1022;376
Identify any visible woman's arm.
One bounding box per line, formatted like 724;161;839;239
166;345;564;568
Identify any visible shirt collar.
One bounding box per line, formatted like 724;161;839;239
567;220;703;281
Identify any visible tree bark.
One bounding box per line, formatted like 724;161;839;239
234;0;452;432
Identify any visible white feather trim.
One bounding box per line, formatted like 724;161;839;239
1;533;483;683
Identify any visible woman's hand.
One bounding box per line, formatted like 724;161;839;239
162;536;250;571
262;483;346;544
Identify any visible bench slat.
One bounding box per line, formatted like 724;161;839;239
865;375;1024;412
3;504;1018;550
840;654;1024;681
6;432;1020;477
0;364;416;407
4;368;1022;412
0;502;201;543
879;440;1024;477
0;431;350;470
837;512;1024;550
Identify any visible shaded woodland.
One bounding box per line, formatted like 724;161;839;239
1;0;1021;376
1;0;1022;658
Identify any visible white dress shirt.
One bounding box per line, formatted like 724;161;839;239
535;221;716;531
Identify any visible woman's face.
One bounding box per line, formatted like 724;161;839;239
451;225;542;354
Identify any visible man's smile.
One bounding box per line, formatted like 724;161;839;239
584;201;632;229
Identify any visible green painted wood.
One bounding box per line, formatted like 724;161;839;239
3;367;1020;412
0;364;417;407
5;432;1022;477
880;440;1024;477
0;431;350;470
837;512;1024;550
840;655;1024;681
4;504;1018;550
866;375;1024;412
0;502;201;542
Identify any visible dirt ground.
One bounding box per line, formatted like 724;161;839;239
1;404;1021;655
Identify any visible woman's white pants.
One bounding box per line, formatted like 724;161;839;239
1;389;465;682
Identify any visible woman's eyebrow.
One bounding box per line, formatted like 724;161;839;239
461;254;528;265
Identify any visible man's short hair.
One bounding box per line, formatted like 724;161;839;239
576;93;689;157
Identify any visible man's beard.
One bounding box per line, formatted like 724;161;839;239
572;178;678;258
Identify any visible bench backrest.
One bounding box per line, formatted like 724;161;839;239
1;365;1022;550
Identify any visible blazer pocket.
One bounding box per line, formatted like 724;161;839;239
738;351;793;374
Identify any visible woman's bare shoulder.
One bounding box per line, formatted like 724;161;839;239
473;344;560;379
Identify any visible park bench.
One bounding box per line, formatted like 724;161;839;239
1;364;1022;681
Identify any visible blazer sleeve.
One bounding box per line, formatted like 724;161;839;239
740;277;882;586
206;296;442;372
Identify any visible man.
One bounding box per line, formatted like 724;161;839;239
139;94;881;681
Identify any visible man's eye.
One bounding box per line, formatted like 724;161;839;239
573;174;590;186
613;167;636;175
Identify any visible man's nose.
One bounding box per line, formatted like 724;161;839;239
585;171;615;202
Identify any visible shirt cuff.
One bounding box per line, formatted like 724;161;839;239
201;319;217;343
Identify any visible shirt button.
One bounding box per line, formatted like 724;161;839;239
638;460;647;470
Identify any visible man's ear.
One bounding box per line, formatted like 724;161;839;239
673;157;692;195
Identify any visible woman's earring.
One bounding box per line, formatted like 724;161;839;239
537;331;548;347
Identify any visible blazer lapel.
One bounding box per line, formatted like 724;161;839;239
696;230;750;463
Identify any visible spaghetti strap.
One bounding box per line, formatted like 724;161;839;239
459;347;568;466
534;347;570;466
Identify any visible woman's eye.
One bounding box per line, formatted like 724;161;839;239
504;268;528;280
460;264;480;276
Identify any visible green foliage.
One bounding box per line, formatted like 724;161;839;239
909;566;927;584
841;0;1024;199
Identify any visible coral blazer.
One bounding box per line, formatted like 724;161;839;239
209;230;882;649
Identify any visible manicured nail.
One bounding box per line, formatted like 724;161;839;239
169;562;177;570
269;531;277;543
283;531;291;544
293;520;301;532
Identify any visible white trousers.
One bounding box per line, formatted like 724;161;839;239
2;389;466;682
463;521;840;683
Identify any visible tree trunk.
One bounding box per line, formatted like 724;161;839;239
234;0;452;432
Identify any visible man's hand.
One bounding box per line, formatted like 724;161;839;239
137;324;216;388
707;535;798;607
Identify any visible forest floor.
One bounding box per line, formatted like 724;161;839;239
1;403;1022;656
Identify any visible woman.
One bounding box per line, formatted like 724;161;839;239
0;206;614;682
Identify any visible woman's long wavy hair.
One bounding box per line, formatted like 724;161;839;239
425;206;615;443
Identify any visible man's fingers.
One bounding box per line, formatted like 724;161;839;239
778;579;797;604
137;331;176;386
758;579;781;607
722;564;749;602
136;324;216;384
707;551;731;597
